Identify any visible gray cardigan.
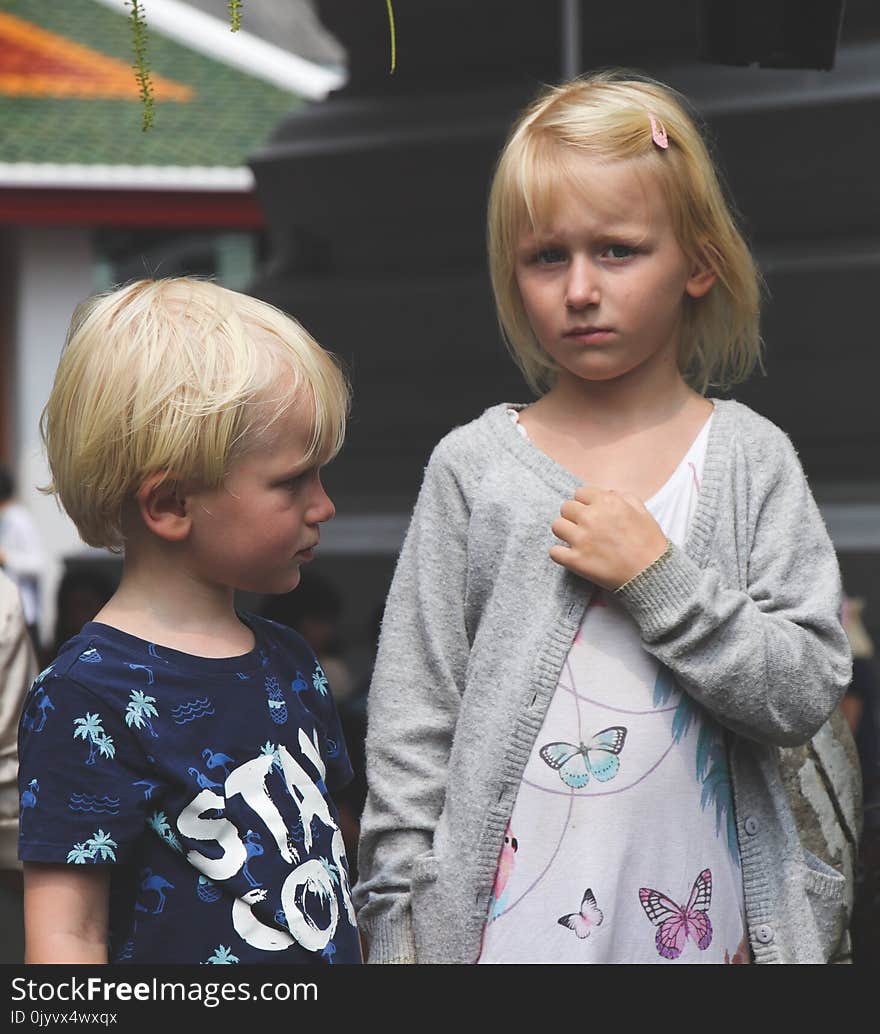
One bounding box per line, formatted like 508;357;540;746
353;400;859;964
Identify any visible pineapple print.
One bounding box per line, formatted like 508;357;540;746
197;875;222;903
265;674;288;725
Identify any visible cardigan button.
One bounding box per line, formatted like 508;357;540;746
755;924;774;944
744;816;759;836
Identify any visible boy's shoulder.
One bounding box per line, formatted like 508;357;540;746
246;612;316;664
33;624;117;687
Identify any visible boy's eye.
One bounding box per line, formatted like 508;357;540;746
278;471;307;491
604;243;635;260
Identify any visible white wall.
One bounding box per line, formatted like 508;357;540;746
15;226;104;644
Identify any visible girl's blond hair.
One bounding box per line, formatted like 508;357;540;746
42;278;350;551
487;70;762;395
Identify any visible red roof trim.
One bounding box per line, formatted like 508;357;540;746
0;188;266;228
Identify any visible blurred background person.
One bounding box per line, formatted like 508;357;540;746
0;568;37;963
42;565;117;669
262;568;355;704
843;594;880;966
0;465;46;655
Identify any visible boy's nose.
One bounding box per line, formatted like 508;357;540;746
309;478;336;524
565;256;600;309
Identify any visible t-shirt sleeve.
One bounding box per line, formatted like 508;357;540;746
18;672;155;865
308;658;354;793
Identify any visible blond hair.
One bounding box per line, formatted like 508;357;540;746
488;70;762;395
42;278;350;551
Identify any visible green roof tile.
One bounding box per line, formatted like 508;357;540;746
0;0;304;167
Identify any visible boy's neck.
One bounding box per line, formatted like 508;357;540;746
93;548;256;659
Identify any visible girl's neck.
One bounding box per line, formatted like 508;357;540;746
92;550;255;659
517;362;713;499
529;360;700;439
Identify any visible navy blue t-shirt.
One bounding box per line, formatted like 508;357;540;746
18;614;361;965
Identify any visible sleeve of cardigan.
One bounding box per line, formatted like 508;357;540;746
352;435;472;963
614;432;851;747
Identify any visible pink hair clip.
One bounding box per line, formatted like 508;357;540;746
649;115;669;150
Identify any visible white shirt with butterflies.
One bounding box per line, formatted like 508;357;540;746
478;410;749;964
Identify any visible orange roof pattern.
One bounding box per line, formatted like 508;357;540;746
0;12;192;101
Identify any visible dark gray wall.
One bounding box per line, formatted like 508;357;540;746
247;0;880;651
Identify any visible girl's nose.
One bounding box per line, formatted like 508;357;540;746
565;256;600;310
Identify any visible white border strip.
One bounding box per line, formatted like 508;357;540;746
0;162;254;191
90;0;345;100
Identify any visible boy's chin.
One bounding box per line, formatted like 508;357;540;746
270;569;303;595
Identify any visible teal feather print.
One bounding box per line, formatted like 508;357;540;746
653;666;739;865
652;664;676;706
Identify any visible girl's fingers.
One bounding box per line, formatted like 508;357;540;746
573;484;604;504
549;543;574;568
559;499;590;523
551;516;579;544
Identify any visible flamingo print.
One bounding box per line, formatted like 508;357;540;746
135;868;175;915
187;766;223;791
241;829;264;888
22;688;54;732
202;748;235;778
20;779;39;826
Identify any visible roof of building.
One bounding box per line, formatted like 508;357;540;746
0;0;343;190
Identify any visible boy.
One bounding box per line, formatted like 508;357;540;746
17;278;360;964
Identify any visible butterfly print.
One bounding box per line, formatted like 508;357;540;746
558;888;604;939
639;868;713;959
539;726;627;788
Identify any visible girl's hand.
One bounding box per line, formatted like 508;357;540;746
550;485;668;591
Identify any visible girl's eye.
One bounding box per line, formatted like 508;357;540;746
604;243;635;260
535;248;566;265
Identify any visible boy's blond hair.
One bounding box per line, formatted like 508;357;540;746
42;278;350;551
487;70;762;395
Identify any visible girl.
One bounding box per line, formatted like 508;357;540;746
353;72;855;964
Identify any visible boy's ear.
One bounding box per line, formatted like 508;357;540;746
135;474;191;542
685;255;717;299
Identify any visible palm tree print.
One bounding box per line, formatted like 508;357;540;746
95;733;116;762
73;712;115;765
88;829;118;861
206;945;239;964
320;857;341;888
312;664;329;697
67;829;118;863
260;741;283;773
67;842;93;864
125;690;159;738
148;811;183;853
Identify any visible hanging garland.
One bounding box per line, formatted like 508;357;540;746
128;1;155;131
128;1;396;131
